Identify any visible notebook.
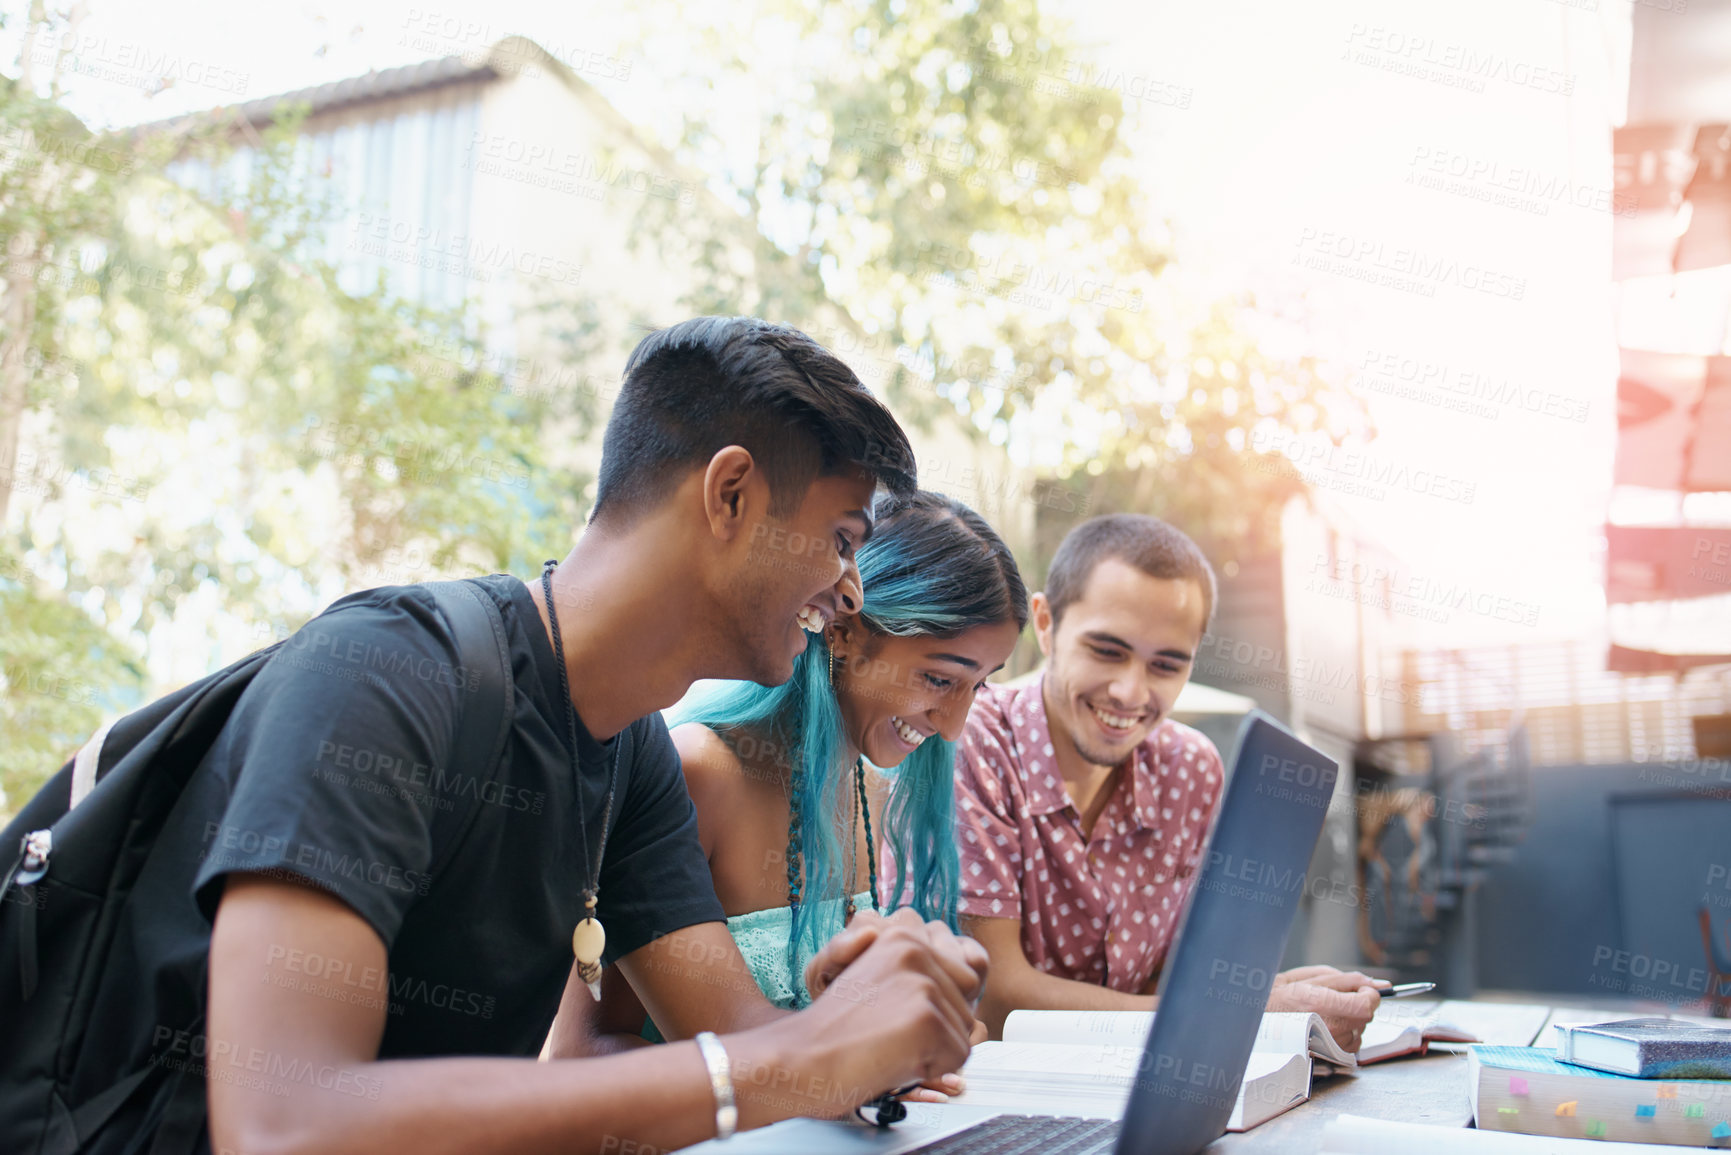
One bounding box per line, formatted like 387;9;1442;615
1468;1045;1731;1147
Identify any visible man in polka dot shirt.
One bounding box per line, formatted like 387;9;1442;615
950;515;1384;1049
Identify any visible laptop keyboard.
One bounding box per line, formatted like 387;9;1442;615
908;1114;1120;1154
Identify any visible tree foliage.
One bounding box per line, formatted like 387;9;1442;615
2;0;1365;812
619;0;1361;555
0;16;585;813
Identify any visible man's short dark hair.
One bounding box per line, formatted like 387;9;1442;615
589;317;917;525
1045;514;1217;631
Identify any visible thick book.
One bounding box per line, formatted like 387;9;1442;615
1555;1017;1731;1079
1321;1113;1685;1153
955;1010;1351;1132
1469;1045;1731;1147
1539;1006;1727;1050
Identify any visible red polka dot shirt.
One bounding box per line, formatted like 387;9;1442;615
946;677;1225;993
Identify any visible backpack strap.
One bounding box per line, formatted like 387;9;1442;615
40;1013;207;1155
142;1049;207;1155
69;719;116;812
420;579;515;877
40;1062;162;1155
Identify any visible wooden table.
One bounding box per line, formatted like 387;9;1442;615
1199;1051;1475;1152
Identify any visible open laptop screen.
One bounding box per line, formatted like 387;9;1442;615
1115;713;1339;1155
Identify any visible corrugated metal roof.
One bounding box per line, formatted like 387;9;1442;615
149;55;497;133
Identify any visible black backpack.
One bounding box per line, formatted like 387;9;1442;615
0;579;514;1155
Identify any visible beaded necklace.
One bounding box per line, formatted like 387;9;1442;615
541;560;620;1001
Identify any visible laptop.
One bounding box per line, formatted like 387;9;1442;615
675;712;1340;1155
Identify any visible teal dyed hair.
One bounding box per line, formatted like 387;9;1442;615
668;490;1029;1002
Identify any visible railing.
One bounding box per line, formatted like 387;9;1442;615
1355;725;1532;976
1381;641;1731;766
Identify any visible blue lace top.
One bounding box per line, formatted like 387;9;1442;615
641;892;872;1042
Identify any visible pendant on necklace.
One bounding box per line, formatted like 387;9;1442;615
573;911;606;1001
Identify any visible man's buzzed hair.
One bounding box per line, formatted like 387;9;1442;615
1045;514;1218;630
590;317;917;526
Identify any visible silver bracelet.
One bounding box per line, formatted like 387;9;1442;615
694;1031;738;1141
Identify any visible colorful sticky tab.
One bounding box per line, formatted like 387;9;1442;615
1656;1084;1678;1099
1509;1076;1529;1096
1585;1120;1607;1138
1635;1105;1656;1118
1685;1103;1705;1118
1556;1101;1578;1117
1497;1107;1519;1116
1713;1121;1731;1140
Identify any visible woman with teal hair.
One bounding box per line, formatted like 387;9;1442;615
601;489;1028;1043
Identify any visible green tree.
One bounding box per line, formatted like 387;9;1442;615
1069;293;1373;568
618;0;1360;554
0;5;585;814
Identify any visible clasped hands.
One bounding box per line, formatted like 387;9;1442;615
798;908;989;1108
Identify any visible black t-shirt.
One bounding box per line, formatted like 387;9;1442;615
80;575;723;1152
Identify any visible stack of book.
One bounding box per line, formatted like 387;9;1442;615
1468;1017;1731;1147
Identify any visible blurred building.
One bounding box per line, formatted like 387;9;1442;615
1195;478;1729;1001
153;36;1036;559
1606;0;1731;672
1183;0;1731;1003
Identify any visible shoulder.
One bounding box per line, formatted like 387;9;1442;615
670;721;733;770
961;682;1017;753
325;580;451;619
667;722;758;858
1150;719;1225;791
961;680;1027;763
296;583;465;658
261;583;478;709
624;711;679;765
668;722;751;798
971;681;1018;726
954;689;1023;808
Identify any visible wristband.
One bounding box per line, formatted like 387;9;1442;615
694;1031;738;1140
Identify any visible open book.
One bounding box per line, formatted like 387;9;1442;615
1000;1008;1361;1068
1359;999;1551;1061
995;1003;1496;1068
956;1010;1358;1132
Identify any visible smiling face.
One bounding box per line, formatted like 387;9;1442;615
723;468;875;687
1036;556;1207;771
830;618;1023;768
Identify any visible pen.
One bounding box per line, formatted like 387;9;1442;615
1379;982;1436;998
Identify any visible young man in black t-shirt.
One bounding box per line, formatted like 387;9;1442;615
98;318;986;1154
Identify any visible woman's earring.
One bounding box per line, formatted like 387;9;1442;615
828;637;836;684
